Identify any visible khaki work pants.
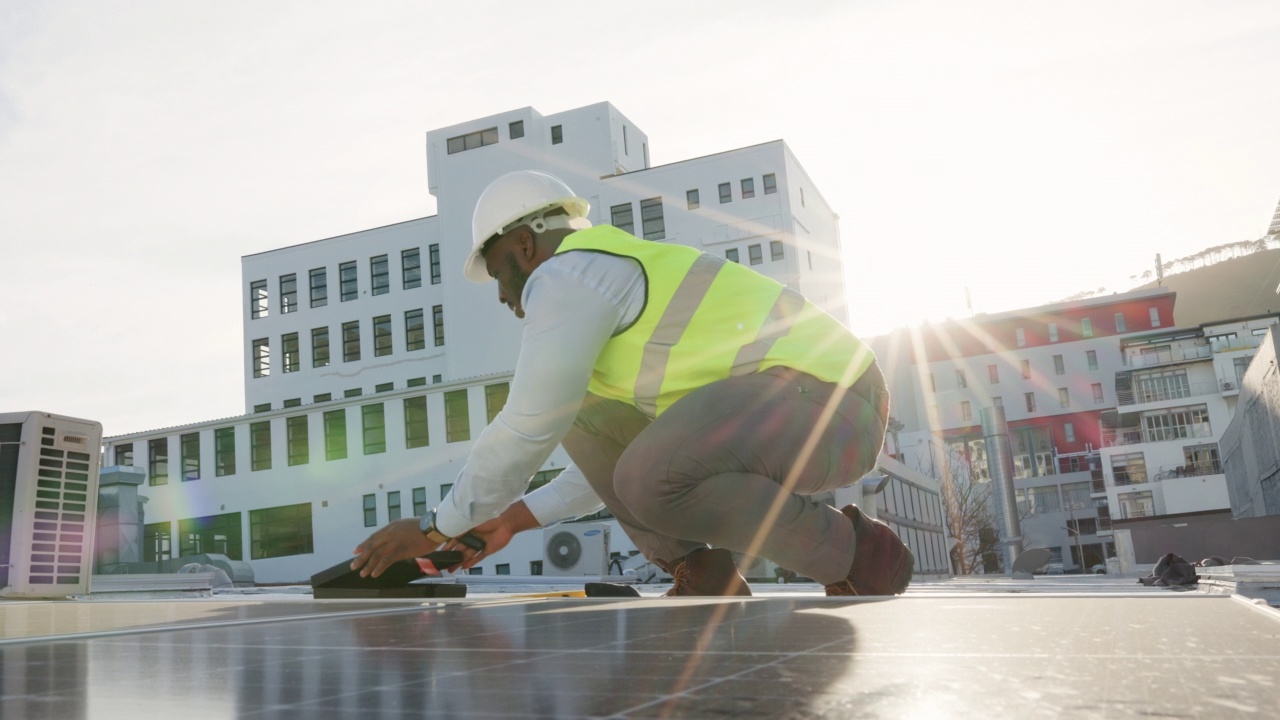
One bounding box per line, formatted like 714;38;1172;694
560;364;889;585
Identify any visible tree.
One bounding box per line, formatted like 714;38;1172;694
911;439;1000;575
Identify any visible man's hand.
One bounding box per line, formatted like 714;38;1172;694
443;500;541;570
351;518;438;578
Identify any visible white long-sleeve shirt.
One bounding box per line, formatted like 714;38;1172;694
432;249;647;538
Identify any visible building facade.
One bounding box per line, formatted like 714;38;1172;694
100;101;875;584
873;289;1275;573
1221;326;1280;518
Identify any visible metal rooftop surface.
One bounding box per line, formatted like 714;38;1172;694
2;579;1279;719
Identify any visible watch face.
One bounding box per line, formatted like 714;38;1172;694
419;509;436;533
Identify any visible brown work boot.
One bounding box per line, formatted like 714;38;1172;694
663;548;752;597
826;505;913;596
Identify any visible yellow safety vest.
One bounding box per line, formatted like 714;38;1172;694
554;225;876;418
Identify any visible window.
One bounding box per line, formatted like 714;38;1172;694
405;396;429;449
495;563;510;575
340;261;358;301
527;468;562;494
402;248;421;289
324;409;347;460
992;396;1003;408
686;189;700;209
1064;422;1076;443
149;438;169;485
1115;313;1126;333
1149;307;1161;327
286;415;308;466
610;203;634;234
1053;355;1065;375
342;321;360;362
725;248;740;263
446;127;498;154
718;182;732;203
282;398;301;408
373;315;392;357
1048;323;1059;342
622;124;627;154
370;255;389;296
762;173;777;194
314;392;332;402
180;432;200;482
1133;368;1191;403
433;305;445;347
1027;486;1061;515
1015;327;1026;347
344;387;360;398
429;244;441;285
311;327;330;368
445;389;470;443
1142;404;1211;443
280;274;297;314
115;444;134;467
550;125;562;144
741;177;755;198
988;364;999;384
375;382;393;393
1021;359;1031;379
1025;392;1036;412
404;309;425;352
640;197;665;240
508;120;524;139
1111;452;1147;486
412;487;427;516
249;503;313;559
485;382;510;423
362;403;386;455
956;369;967;388
215;427;235;477
770;241;784;261
439;483;453;501
309;268;327;307
250;421;271;471
1081;317;1093;338
143;521;171;562
252;338;270;378
387;491;402;522
1087;350;1098;371
530;560;543;575
748;244;763;265
1092;383;1105;403
178;512;242;559
961;401;972;422
363;494;377;527
250;280;268;319
281;333;300;373
1059;388;1070;408
254;403;271;413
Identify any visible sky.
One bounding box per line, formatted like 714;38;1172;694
2;0;1279;436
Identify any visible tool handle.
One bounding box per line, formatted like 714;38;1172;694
456;533;486;551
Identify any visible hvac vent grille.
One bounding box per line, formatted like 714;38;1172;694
30;426;90;586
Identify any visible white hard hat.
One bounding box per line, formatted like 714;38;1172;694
464;170;591;283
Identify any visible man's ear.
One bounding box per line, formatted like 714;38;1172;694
514;228;538;262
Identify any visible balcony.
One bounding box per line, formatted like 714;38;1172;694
1101;424;1214;448
1210;335;1264;354
1090;468;1106;494
1152;460;1222;480
1116;380;1219;406
1123;344;1211;369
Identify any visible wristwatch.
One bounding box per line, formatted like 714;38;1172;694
418;508;451;546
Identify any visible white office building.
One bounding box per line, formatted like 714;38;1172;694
100;101;860;584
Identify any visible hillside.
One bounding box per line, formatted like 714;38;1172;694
1135;247;1280;327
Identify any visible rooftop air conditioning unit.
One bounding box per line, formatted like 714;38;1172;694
543;523;610;577
1;412;102;598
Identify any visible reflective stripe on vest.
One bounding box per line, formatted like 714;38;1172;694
554;225;874;417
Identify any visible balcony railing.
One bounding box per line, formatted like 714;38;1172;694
1124;345;1211;368
1210;336;1264;354
1153;460;1223;480
1101;424;1214;447
1113;470;1148;487
1116;380;1219;406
